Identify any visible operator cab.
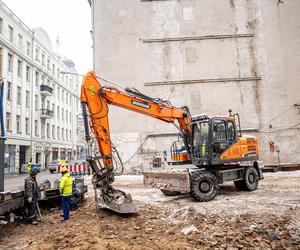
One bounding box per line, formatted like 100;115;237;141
191;114;238;165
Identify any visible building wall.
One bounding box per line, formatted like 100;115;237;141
92;0;300;172
0;1;83;173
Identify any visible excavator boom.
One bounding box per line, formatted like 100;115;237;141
80;71;191;213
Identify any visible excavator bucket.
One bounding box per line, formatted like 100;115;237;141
143;170;190;193
94;186;137;214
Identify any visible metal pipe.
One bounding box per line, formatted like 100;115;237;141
81;103;91;141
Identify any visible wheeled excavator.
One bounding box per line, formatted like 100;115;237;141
80;71;263;214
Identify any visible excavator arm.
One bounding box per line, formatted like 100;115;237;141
80;71;191;213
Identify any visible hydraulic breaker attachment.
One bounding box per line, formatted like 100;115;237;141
143;170;190;193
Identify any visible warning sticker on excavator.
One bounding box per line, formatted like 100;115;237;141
87;86;96;95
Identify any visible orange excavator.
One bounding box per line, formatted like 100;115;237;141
80;71;263;214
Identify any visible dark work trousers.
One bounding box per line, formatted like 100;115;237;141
25;195;38;222
61;196;71;221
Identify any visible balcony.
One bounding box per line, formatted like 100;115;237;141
40;84;53;96
40;108;53;119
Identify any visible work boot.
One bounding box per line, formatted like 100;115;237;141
31;220;38;225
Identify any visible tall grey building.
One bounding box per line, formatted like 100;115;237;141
90;0;300;171
0;1;84;173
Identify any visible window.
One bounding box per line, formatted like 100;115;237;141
62;128;64;140
7;53;12;72
26;41;31;56
35;95;38;110
35;71;39;86
8;25;14;42
57;87;60;100
6;81;11;100
66;110;68;122
57;126;60;140
26;91;30;108
227;121;236;143
61;90;64;100
62;108;64;121
47;124;50;138
66;129;68;141
47;100;50;109
42;75;45;84
0;18;3;34
69;130;71;141
26;65;30;82
17;60;22;77
16;115;21;133
57;106;60;120
52;125;55;139
17;87;21;105
35;47;40;61
57;68;60;79
42;54;45;65
18;34;23;49
52;64;55;75
212;120;227;141
41;124;45;138
69;112;71;123
52;104;55;114
25;118;30;134
47;58;50;70
6;112;11;130
41;96;45;109
35;120;38;136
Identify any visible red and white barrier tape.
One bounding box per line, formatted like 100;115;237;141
56;162;89;174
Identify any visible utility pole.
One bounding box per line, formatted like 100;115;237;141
0;79;5;192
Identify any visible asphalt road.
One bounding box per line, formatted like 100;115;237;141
4;170;60;191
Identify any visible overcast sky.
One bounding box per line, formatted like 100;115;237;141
2;0;93;74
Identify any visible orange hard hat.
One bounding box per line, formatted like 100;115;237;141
60;167;68;173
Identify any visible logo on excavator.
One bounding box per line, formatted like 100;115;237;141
131;100;151;109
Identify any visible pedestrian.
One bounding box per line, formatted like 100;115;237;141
24;168;40;225
59;167;73;222
27;158;32;174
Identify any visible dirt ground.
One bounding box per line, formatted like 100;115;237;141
1;171;300;250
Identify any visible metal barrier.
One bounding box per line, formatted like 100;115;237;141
56;162;90;176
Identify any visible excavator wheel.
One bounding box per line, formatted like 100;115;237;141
234;166;259;191
160;189;181;196
189;170;219;202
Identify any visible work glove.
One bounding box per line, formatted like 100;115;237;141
27;197;32;203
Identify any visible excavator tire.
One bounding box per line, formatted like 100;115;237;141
234;166;259;191
190;170;219;202
234;180;247;190
160;189;181;196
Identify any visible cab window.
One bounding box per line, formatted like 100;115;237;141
212;120;226;141
227;121;236;143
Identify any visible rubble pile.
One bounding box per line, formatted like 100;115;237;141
1;199;299;250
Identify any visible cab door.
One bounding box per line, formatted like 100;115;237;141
211;118;237;160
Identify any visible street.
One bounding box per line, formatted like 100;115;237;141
4;171;60;192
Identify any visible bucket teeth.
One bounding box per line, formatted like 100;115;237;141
94;186;137;214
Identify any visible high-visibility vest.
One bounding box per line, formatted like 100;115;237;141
59;173;73;196
27;161;32;173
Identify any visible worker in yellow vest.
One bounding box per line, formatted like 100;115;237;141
59;167;73;221
27;159;32;174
